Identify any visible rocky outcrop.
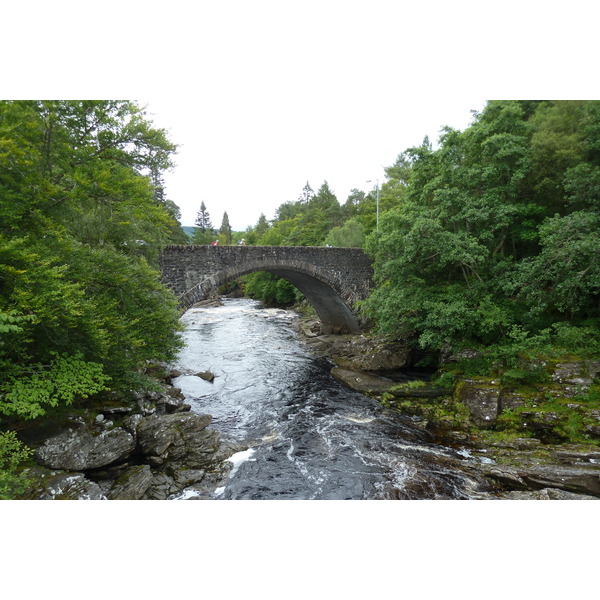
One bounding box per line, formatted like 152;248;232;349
495;488;598;500
196;371;216;383
107;465;154;500
296;317;600;499
35;426;136;471
551;360;600;393
331;368;396;395
22;374;239;500
25;469;107;500
304;331;411;372
136;413;219;467
481;462;600;497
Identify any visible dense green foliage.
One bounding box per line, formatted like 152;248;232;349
364;101;600;362
0;101;186;495
0;430;33;499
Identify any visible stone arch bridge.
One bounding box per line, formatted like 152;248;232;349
159;245;374;334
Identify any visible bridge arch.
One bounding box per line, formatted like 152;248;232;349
159;245;373;334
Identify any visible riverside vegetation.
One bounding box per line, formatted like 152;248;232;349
1;100;599;499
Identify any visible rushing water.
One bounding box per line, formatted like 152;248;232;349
171;298;497;500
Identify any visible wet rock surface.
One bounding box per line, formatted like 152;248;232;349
19;370;239;500
464;442;600;498
303;329;411;372
331;367;396;395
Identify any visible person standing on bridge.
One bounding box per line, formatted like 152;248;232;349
212;240;219;246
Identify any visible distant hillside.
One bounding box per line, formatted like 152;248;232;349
182;226;196;240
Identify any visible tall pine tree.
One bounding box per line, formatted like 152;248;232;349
219;211;233;245
192;201;214;244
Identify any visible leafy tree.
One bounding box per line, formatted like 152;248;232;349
243;213;271;245
364;100;600;357
162;199;189;244
255;213;270;239
279;181;343;246
324;217;365;248
276;199;303;222
242;271;300;306
0;100;184;495
0;430;33;500
258;216;301;246
342;189;366;219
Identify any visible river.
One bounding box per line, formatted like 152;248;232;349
170;298;498;500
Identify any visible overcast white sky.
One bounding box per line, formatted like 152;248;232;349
5;0;599;232
144;95;486;230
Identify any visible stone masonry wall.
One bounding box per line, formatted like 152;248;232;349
159;245;373;333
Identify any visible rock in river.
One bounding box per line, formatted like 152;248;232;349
135;412;220;468
34;426;136;471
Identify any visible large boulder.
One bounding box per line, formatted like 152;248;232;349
155;387;191;414
455;379;501;427
34;426;136;471
308;334;410;372
135;413;220;469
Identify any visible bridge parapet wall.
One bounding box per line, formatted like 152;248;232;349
160;245;372;298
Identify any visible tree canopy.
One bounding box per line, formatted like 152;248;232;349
364;100;600;360
0;100;185;424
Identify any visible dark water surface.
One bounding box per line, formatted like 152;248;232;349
171;298;496;500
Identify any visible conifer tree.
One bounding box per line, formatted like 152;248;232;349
299;181;314;204
192;201;214;244
219;211;233;244
195;201;213;231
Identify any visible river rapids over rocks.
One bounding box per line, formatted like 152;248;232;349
170;298;498;500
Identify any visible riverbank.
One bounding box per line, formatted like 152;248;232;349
295;315;600;499
12;367;243;500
